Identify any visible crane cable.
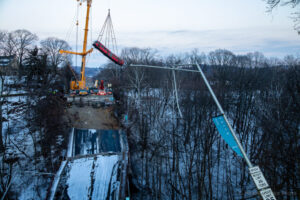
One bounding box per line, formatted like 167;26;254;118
64;15;75;43
109;11;118;54
90;5;93;46
61;3;79;68
76;1;80;68
97;9;119;54
89;4;94;65
65;0;85;47
85;3;93;68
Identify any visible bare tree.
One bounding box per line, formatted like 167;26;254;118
126;66;146;108
121;47;159;107
208;49;235;66
283;54;299;65
265;0;300;34
121;47;158;65
40;37;71;69
5;30;38;66
0;59;19;200
0;31;7;56
0;72;5;152
247;52;266;68
188;49;207;65
1;32;15;56
0;31;5;43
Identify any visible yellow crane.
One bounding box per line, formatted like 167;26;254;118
59;0;93;91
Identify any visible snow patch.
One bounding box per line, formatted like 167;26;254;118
64;155;119;200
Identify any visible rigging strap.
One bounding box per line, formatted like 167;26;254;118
97;9;118;53
94;9;123;66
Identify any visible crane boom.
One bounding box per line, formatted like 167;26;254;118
81;0;92;84
59;0;93;90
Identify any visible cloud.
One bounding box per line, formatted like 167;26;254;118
68;27;300;67
117;28;299;53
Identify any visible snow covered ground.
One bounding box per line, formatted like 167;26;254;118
1;77;51;200
49;128;127;200
55;155;120;200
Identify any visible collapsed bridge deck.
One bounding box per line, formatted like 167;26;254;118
49;127;128;200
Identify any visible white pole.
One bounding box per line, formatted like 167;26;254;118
195;63;277;200
195;63;253;167
172;67;183;118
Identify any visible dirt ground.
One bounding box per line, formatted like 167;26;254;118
65;105;119;129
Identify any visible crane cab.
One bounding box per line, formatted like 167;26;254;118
70;80;86;91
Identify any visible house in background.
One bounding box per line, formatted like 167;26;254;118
0;55;18;76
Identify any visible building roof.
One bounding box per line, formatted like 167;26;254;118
0;55;16;67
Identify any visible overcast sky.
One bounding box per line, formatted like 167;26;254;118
0;0;299;67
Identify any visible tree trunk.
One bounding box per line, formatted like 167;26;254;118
0;103;4;152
